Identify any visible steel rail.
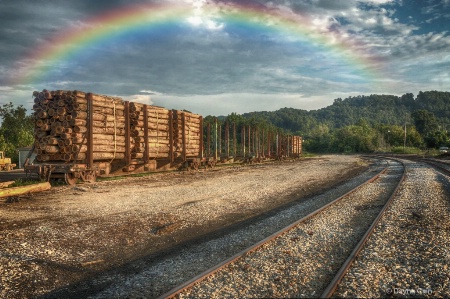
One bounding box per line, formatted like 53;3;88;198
321;159;406;298
419;158;450;176
157;159;390;299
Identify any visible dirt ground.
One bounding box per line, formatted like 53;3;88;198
0;155;369;298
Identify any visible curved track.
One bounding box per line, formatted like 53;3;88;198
418;158;450;176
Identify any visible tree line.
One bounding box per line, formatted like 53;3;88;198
1;90;449;163
239;91;450;153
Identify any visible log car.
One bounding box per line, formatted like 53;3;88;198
25;90;205;185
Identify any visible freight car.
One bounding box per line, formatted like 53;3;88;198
202;119;302;164
25;90;302;185
25;90;204;185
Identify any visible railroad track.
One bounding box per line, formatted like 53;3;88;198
333;158;450;297
157;159;405;298
418;158;450;176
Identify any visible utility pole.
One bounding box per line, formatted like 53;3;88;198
404;123;407;152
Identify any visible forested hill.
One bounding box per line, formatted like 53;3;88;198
242;91;450;135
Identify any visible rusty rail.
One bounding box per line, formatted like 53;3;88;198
321;159;406;297
419;158;450;176
157;159;391;299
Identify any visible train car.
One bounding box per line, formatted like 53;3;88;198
25;90;203;185
202;119;302;164
25;90;302;184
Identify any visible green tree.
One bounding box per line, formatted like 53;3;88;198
332;123;378;153
0;103;34;162
425;131;448;148
411;109;439;136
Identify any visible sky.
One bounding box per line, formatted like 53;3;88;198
0;0;449;116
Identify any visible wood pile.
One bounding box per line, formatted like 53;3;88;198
32;90;126;162
172;110;202;159
129;102;171;159
32;89;204;166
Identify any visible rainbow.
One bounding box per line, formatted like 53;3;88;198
14;1;381;87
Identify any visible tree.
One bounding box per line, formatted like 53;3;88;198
332;123;378;153
0;103;34;162
425;131;448;148
411;109;439;136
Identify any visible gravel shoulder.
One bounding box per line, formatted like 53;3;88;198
0;155;366;298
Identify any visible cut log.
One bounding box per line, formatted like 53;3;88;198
92;127;126;135
92;134;126;142
92;121;126;129
93;113;125;122
47;137;60;145
0;181;15;188
72;111;87;119
73;126;87;133
44;145;59;154
71;144;126;153
70;119;86;126
93;107;125;116
0;182;51;199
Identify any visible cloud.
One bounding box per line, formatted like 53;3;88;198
359;0;395;4
139;89;163;95
0;0;448;116
151;93;337;115
123;94;153;105
316;0;358;10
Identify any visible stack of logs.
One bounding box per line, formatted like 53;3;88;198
129;102;171;159
32;89;203;164
33;90;126;162
172;110;202;159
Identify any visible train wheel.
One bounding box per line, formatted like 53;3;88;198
64;173;78;185
209;160;216;168
81;171;97;183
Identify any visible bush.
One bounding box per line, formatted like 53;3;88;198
391;146;423;155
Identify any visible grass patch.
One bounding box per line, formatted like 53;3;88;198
96;176;124;182
389;146;444;156
9;178;41;188
391;146;424;155
421;149;443;157
300;151;317;158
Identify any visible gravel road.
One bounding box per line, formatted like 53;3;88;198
0;155;366;299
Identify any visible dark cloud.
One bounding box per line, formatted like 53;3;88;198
316;0;357;10
0;0;448;115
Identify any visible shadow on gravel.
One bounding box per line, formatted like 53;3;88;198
37;185;352;299
437;172;450;205
38;164;371;299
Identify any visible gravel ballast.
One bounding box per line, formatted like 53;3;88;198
158;160;404;298
0;155;367;298
334;159;450;298
87;158;387;298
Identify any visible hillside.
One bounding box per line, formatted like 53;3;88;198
242;91;450;136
